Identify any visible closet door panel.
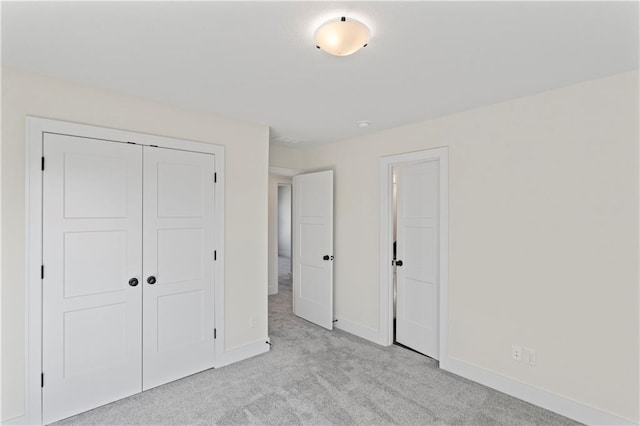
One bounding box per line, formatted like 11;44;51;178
42;134;143;425
142;146;216;390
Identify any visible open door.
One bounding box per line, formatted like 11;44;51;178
395;161;439;358
292;170;334;330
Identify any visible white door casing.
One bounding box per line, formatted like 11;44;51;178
142;147;216;390
395;160;440;358
42;134;143;424
292;170;334;330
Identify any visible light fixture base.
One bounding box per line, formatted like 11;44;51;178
314;17;370;57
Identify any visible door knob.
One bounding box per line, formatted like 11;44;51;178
323;255;330;261
128;278;139;287
147;276;156;285
395;260;403;267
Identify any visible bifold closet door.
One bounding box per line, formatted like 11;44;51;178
42;134;143;425
142;147;216;390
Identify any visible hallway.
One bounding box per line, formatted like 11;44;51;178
278;255;292;290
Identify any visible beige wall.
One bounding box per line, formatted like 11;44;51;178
1;68;270;422
269;144;303;169
274;71;639;421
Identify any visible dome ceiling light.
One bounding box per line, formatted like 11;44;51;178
314;16;370;57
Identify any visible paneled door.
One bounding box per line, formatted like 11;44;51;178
395;161;440;358
292;170;334;330
142;147;216;390
42;134;143;424
42;136;217;423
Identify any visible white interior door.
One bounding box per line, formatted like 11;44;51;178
42;134;143;424
142;147;216;390
292;170;334;330
395;161;440;358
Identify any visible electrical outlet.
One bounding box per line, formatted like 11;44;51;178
250;315;258;329
512;344;522;361
524;347;536;366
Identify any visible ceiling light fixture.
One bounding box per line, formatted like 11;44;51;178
315;16;370;56
357;120;370;128
273;136;304;144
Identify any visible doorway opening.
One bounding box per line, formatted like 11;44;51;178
380;147;449;362
277;184;293;293
391;166;398;346
268;168;334;330
268;168;299;297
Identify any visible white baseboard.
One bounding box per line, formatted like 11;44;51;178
441;357;636;426
2;414;26;425
214;337;270;369
330;315;635;426
333;316;384;345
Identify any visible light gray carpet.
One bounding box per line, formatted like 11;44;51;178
55;261;578;425
278;256;292;286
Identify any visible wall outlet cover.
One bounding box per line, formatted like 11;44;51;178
524;347;537;366
512;344;522;361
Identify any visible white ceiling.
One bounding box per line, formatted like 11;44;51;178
2;1;638;146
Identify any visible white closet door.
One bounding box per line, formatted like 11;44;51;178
292;170;334;330
142;147;216;390
42;134;143;424
396;161;439;358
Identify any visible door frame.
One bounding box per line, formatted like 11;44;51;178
24;117;225;425
379;147;449;361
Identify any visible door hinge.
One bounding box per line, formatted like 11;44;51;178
214;328;217;339
41;265;44;279
41;373;44;388
214;251;217;261
214;172;217;183
41;157;45;171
